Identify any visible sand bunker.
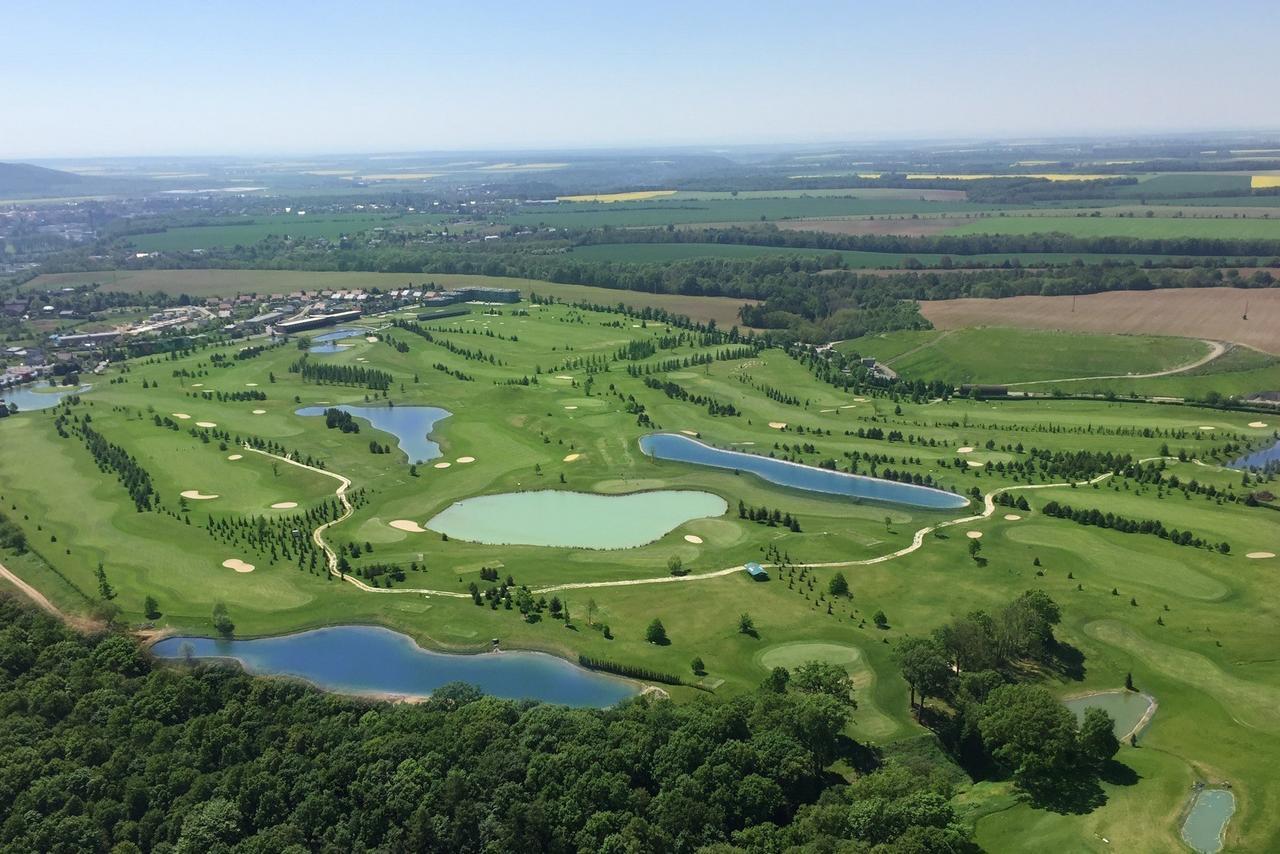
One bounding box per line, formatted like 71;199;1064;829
680;429;699;436
967;461;983;468
227;454;243;460
192;383;203;388
555;374;573;380
181;490;218;500
389;520;426;533
1004;514;1022;521
966;531;983;539
1198;426;1215;431
222;558;255;573
456;456;475;463
854;397;868;402
245;382;258;387
840;404;857;409
563;453;582;462
196;421;217;428
434;462;451;469
564;405;578;410
684;534;704;544
1248;421;1268;428
356;357;368;362
171;413;191;419
957;446;974;453
1246;551;1276;559
270;502;298;509
252;409;266;414
820;408;836;413
768;422;787;429
365;336;378;342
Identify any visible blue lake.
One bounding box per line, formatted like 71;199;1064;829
150;626;638;707
1231;437;1280;470
638;432;970;510
0;381;91;412
1181;787;1235;854
309;327;371;353
296;404;451;463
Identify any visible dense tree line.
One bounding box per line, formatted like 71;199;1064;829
0;598;978;853
390;320;504;365
1040;500;1229;552
642;376;739;416
287;356;392;391
77;422;156;512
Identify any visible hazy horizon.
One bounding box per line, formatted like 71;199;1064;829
4;0;1279;160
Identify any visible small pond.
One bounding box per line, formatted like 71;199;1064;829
1063;690;1155;738
639;432;969;511
309;327;371;353
1181;787;1235;854
0;381;91;412
151;625;638;707
296;404;450;463
1231;437;1279;471
426;489;728;549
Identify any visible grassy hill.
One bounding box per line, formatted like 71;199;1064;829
0;161;91;196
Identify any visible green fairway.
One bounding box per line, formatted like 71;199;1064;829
944;214;1280;240
2;295;1278;850
842;328;1212;384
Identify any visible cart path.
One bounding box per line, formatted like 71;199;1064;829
0;558;62;616
1004;339;1226;387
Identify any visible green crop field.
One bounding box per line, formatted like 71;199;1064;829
2;295;1278;851
123;212;450;251
1116;173;1254;196
844;328;1212;385
944;214;1280;240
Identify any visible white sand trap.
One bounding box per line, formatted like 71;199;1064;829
245;382;258;387
1198;426;1215;430
1248;421;1268;428
181;490;218;500
957;447;974;453
270;502;298;509
967;461;983;468
196;421;217;428
684;534;704;544
222;558;255;573
1004;514;1022;521
1246;551;1276;559
820;409;836;413
966;531;983;539
768;421;787;429
555;374;573;380
366;336;378;342
252;409;266;414
456;456;475;463
840;404;857;409
192;383;203;388
563;453;582;462
564;405;578;410
171;413;191;419
680;429;698;436
389;520;426;533
854;397;868;402
434;462;451;469
227;454;243;460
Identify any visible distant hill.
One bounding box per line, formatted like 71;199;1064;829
0;161;91;196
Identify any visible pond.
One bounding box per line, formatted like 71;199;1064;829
150;625;638;707
308;327;371;353
0;381;91;412
1063;690;1155;739
296;404;451;464
638;432;970;511
1181;787;1235;854
426;489;728;549
1231;437;1279;471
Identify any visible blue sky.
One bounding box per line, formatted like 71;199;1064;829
4;0;1277;158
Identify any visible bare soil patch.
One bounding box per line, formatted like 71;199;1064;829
921;288;1280;354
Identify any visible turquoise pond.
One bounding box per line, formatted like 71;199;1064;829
1063;690;1155;738
1181;787;1235;854
426;489;728;549
0;382;91;412
308;327;372;353
296;404;450;464
639;432;969;510
150;626;637;707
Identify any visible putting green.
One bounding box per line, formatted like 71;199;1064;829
757;642;900;740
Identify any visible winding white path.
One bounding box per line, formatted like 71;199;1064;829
1004;339;1226;387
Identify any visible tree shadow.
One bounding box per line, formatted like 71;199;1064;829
1100;758;1140;787
1047;640;1087;682
1023;767;1108;814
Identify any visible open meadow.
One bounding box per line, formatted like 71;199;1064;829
2;293;1278;850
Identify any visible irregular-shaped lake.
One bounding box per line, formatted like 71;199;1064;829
426;489;728;549
1064;690;1155;738
296;404;450;464
1181;787;1235;854
0;381;91;412
308;327;372;353
150;625;637;707
639;432;969;510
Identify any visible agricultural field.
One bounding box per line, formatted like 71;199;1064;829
123;212;451;252
920;287;1280;355
2;293;1278;850
943;214;1280;240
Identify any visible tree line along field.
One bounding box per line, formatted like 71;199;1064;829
2;298;1279;850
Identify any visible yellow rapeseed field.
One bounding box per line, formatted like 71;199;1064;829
557;190;677;203
1251;175;1280;189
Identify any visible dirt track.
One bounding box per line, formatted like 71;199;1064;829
921;287;1280;354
